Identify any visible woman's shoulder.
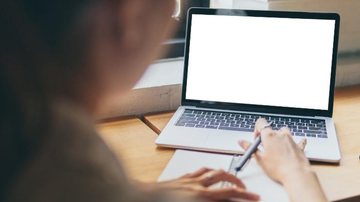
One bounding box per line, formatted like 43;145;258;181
6;100;192;202
6;100;132;202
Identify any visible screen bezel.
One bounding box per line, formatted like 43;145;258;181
181;8;340;117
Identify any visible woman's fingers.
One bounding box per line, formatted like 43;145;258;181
278;127;292;136
254;118;268;135
239;140;251;151
297;138;307;151
198;169;246;188
278;127;307;151
180;167;213;179
200;187;260;201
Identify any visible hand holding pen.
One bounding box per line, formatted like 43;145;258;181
238;118;308;182
235;121;273;171
238;118;327;202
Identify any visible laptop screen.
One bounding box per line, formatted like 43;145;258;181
185;13;336;111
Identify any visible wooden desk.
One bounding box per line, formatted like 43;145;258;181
97;85;359;202
97;119;174;182
144;85;360;202
311;85;360;201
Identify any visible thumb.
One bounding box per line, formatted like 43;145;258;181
297;138;307;151
254;129;261;138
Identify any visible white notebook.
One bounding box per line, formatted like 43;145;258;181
158;150;289;202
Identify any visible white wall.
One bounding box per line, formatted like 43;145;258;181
214;0;360;52
212;0;360;87
268;0;360;53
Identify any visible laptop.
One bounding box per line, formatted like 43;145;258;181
156;8;341;163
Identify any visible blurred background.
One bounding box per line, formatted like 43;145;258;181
99;0;360;119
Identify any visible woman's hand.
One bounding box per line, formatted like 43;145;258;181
158;167;260;201
239;118;309;184
239;118;327;202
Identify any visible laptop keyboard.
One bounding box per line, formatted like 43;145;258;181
175;109;327;138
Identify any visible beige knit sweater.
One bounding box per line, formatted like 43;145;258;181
6;101;196;202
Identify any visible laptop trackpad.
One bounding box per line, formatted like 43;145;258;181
206;130;253;152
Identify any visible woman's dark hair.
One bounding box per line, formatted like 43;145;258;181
0;0;95;199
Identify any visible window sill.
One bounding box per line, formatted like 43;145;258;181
97;59;183;119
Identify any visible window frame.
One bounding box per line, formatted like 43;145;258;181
160;0;210;59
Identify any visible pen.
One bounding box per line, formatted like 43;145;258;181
235;122;273;172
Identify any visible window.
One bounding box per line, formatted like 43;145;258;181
161;0;210;59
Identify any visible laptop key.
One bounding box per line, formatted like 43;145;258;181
304;130;319;134
181;117;196;121
206;125;218;129
310;119;323;124
308;122;316;126
184;109;193;114
294;132;305;136
218;126;253;132
184;113;196;117
308;126;320;130
187;121;199;125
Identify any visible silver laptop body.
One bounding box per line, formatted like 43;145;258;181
156;8;341;163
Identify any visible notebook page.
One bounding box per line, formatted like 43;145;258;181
158;150;289;202
158;150;233;181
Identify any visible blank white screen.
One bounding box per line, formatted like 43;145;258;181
186;14;335;110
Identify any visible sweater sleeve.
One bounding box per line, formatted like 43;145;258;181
6;102;199;202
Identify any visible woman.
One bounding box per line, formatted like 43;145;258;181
0;0;327;201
